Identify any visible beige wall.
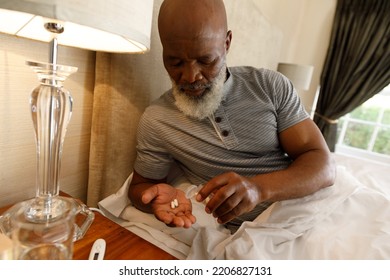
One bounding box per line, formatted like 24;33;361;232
0;33;95;207
256;0;337;114
0;0;336;207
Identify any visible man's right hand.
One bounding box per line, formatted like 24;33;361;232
141;183;196;228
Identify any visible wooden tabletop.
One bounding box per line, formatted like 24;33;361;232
73;211;177;260
0;199;177;260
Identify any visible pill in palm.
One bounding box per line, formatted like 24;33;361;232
170;198;179;209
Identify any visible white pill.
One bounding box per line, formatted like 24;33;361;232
185;184;203;199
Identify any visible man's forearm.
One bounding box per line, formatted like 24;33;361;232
252;149;336;203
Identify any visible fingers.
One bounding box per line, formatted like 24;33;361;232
157;210;196;228
141;185;159;204
197;173;239;221
196;175;228;202
172;212;197;228
213;199;245;224
206;191;243;224
198;173;260;224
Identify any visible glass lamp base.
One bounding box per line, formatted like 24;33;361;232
0;196;94;242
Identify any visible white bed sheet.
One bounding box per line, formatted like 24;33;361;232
98;153;390;259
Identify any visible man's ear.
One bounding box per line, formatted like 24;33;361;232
225;30;232;53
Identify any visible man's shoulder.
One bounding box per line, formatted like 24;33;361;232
146;89;173;109
229;65;275;76
142;90;175;120
228;66;284;90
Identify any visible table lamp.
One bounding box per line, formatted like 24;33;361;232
277;63;314;91
0;0;153;240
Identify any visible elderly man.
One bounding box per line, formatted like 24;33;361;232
128;0;335;233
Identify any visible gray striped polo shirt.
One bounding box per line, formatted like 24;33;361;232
134;66;309;230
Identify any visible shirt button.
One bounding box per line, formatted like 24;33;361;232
215;116;222;123
222;130;229;137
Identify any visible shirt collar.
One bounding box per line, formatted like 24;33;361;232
222;67;233;102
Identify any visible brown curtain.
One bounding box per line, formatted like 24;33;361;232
86;52;152;207
86;1;170;207
314;0;390;151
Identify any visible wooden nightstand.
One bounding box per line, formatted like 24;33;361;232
0;195;177;260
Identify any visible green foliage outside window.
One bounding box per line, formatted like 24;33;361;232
382;110;390;125
343;122;374;150
350;106;379;122
373;128;390;155
337;93;390;156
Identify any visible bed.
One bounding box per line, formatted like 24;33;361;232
98;153;390;259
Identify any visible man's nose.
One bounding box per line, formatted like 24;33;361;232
181;63;202;83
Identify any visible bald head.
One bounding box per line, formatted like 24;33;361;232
158;0;228;41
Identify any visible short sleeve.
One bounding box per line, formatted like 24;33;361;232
272;72;309;132
133;109;174;180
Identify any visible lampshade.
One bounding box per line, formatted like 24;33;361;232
277;63;314;91
0;0;153;53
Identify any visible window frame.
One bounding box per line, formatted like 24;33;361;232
335;85;390;165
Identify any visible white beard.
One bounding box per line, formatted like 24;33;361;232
171;65;227;120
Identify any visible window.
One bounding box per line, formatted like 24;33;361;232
336;84;390;164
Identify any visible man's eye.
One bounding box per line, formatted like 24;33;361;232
199;58;215;65
167;58;182;67
171;61;182;67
